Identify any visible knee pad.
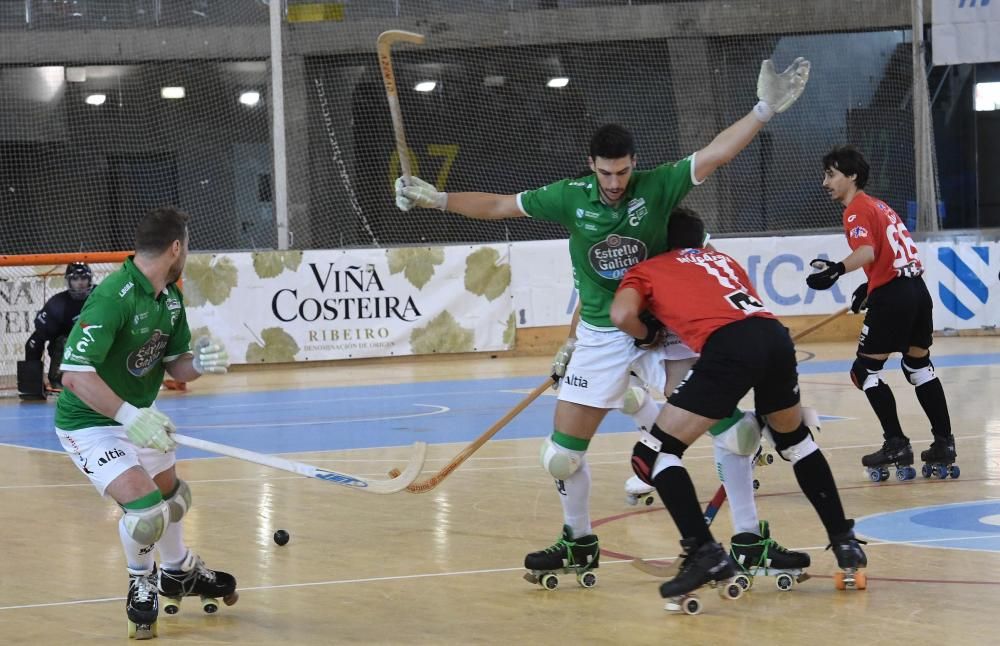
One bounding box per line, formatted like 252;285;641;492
540;436;584;480
632;426;686;483
164;479;192;523
770;424;819;464
902;354;936;387
712;411;762;457
850;356;886;391
121;500;170;545
621;382;647;416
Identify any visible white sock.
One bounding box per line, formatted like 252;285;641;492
119;516;156;574
157;522;188;570
714;443;759;535
559;457;592;538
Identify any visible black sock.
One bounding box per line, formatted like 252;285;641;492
792;450;850;537
915;379;952;438
653;466;713;546
864;382;906;440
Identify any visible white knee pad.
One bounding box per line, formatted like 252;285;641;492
540;436;584;480
902;359;936;387
777;436;819;465
651;451;682;480
122;500;170;545
760;407;821;449
713;411;762;457
164;479;192;523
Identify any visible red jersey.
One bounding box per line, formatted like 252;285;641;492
619;248;775;353
842;193;922;292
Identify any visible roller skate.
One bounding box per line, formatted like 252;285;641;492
126;567;159;640
158;551;238;615
625;475;657;506
729;520;810;592
659;538;744;615
827;521;868;591
920;435;959;480
862;436;916;482
523;525;599;590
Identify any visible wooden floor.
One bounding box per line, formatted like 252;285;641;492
2;336;1000;644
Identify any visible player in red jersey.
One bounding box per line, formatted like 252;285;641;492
611;207;866;602
808;146;956;482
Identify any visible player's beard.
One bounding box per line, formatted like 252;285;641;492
166;257;184;285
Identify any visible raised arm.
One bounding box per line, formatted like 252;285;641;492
394;176;525;220
694;57;811;183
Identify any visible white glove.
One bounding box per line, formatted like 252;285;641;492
754;57;811;122
192;336;229;375
115;403;177;453
394;176;447;211
551;339;575;379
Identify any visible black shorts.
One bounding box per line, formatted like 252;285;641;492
858;276;933;355
667;316;800;420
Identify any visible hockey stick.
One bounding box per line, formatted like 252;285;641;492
377;30;425;185
388;377;557;493
172;433;427;495
791;305;851;342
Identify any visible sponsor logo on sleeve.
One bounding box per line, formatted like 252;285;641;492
849;225;869;239
847;214;857;223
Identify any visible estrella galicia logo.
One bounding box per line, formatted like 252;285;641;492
588;234;647;280
127;329;170;377
314;470;368;487
938;247;989;320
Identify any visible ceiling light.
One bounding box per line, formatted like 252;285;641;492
546;77;569;89
161;86;185;100
976;82;1000;112
85;94;106;106
414;81;437;93
239;91;261;106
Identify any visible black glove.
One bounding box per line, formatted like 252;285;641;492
806;259;846;290
850;282;869;314
635;310;666;349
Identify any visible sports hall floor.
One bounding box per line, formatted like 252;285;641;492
1;336;999;644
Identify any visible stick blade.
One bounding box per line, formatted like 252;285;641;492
631;557;680;578
377;30;425;47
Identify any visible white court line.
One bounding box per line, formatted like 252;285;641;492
5;533;1000;612
180;404;450;429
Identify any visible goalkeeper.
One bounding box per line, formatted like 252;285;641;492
53;207;235;635
395;58;812;580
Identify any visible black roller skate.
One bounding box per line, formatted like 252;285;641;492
921;435;959;480
862;436;916;482
826;521;868;591
729;520;811;592
158;551;238;615
659;538;744;615
523;525;599;590
126;568;159;640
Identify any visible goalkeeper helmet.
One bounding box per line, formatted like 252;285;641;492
65;263;93;300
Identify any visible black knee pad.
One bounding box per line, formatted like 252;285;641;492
901;353;936;387
769;422;811;454
631;424;687;485
850;355;886;391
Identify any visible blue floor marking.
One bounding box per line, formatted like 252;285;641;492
856;500;1000;553
2;351;997;460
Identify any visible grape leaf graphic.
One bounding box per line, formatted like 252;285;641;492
246;326;300;363
387;247;444;289
183;255;238;307
464;247;511;301
410;311;474;354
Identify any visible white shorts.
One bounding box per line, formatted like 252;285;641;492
56;425;176;496
559;323;698;409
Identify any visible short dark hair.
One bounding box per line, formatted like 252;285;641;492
666;206;705;250
589;124;635;160
135;207;190;255
822;146;870;189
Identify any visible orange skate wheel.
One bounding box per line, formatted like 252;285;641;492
833;572;846;590
853;572;867;590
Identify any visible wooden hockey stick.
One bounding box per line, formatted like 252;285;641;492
173;433;427;495
377;30;425;185
632;308;849;576
388;377;557;493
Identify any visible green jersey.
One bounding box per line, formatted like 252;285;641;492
518;156;697;327
55;257;192;431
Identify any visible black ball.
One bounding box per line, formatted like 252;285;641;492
273;529;290;546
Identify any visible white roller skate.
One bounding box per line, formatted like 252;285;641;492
625;475;657;506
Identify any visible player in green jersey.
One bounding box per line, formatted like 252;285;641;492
55;207;236;639
395;58;812;587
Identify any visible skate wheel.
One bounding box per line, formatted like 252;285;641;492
922;463;932;478
642;494;655;506
201;596;218;614
540;573;559;590
752;479;760;491
833;571;846;590
895;468;909;481
720;582;743;600
162;597;181;615
866;468;880;482
764;453;774;465
776;573;794;591
682;595;702;615
907;467;917;480
127;620;157;639
223;591;239;606
853;571;867;590
625;494;638;506
935;464;948;479
734;574;752;591
577;571;597;588
949;465;960;479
